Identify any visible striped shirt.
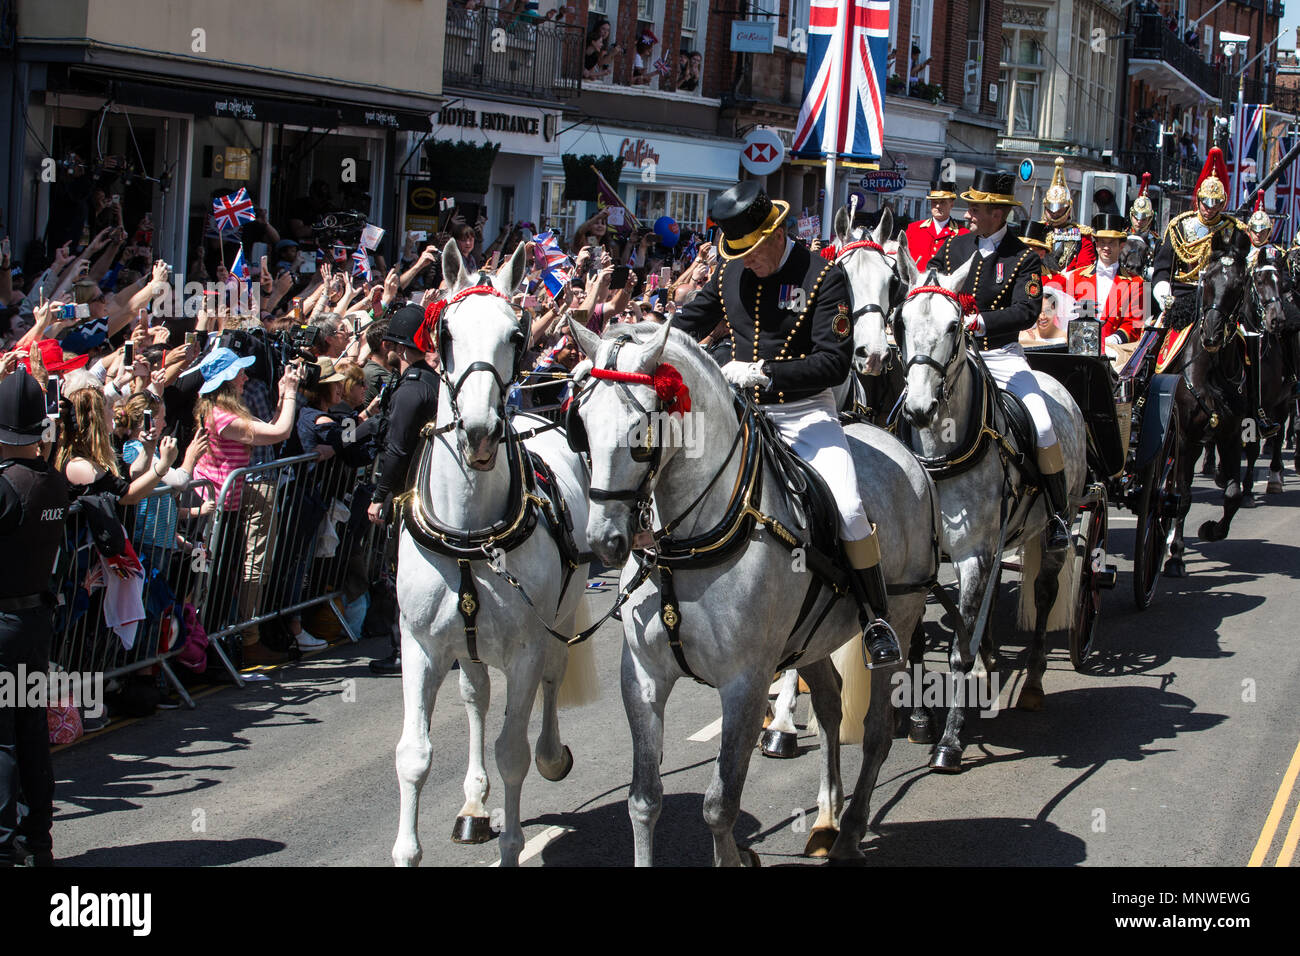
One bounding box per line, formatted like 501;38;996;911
194;408;251;511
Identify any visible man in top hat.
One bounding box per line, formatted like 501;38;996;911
1152;147;1241;314
932;168;1073;555
905;177;968;272
1064;214;1146;355
365;303;441;676
0;369;69;867
1127;172;1160;278
676;181;901;668
1042;156;1096;271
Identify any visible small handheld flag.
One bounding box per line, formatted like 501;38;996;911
229;247;250;283
352;247;372;281
212;188;256;233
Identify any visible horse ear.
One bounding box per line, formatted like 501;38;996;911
895;233;918;287
495;241;529;301
567;315;602;360
874;207;893;244
442;239;465;292
642;315;674;367
834;206;852;246
935;253;976;294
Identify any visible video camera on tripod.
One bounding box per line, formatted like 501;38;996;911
218;325;321;390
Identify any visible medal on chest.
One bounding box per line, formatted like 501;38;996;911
996;262;1004;283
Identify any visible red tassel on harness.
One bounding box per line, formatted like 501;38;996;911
957;293;978;316
819;245;838;261
416;299;445;354
589;362;692;414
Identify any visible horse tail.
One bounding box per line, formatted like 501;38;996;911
833;638;871;744
1016;533;1079;634
558;597;600;709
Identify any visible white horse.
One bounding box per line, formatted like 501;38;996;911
567;317;941;864
391;241;596;867
893;252;1088;771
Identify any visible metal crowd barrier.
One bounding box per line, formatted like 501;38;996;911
51;477;219;710
201;452;384;686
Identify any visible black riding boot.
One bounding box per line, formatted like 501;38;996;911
1249;334;1280;439
1042;471;1072;555
849;563;902;669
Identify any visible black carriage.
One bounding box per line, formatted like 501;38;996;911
1024;321;1183;668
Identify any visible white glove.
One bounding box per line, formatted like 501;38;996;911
1153;280;1171;308
965;313;986;336
720;360;771;388
1104;333;1124;347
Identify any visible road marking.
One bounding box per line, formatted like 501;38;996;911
490;825;573;866
1276;799;1300;867
689;716;723;742
1248;735;1300;866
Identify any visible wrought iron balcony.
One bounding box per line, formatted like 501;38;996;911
443;3;583;100
1118;148;1200;194
1129;14;1223;103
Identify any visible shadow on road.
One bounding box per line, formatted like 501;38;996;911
55;837;286;867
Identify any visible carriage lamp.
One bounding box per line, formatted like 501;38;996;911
1069;300;1102;357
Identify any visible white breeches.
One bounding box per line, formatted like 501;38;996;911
763;389;872;540
980;343;1059;448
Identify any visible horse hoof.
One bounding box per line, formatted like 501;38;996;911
1197;520;1225;542
929;745;963;773
908;713;935;745
759;729;799;759
1164;558;1186;578
537;745;574;782
803;826;838;858
742;847;762;868
451;815;494;845
1267;480;1284;494
1016;686;1045;711
1214;470;1228;489
1240;491;1255;508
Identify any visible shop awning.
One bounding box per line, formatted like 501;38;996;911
111;81;342;128
337;104;433;132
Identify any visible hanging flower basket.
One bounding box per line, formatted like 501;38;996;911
562;154;625;202
424;140;500;195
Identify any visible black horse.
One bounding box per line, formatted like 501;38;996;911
1242;259;1298;499
1163;227;1255;574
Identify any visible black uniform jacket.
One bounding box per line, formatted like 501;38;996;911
932;229;1043;350
1152;212;1242;302
676;241;853;404
371;361;439;504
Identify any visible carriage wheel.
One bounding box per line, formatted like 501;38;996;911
1132;425;1179;610
1068;503;1107;672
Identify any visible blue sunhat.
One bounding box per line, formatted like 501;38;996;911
197;346;255;395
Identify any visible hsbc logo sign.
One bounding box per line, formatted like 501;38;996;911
739;127;785;175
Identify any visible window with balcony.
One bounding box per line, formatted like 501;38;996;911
964;0;986;111
999;29;1044;137
633;187;707;232
910;0;932;83
541;181;579;242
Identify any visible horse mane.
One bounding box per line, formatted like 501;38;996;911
1163;293;1197;331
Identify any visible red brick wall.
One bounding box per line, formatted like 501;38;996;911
939;0;969;108
980;0;1001;115
702;4;734;99
661;0;684;92
613;0;638;86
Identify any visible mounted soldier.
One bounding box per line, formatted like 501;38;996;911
1126;172;1160;278
930;168;1073;555
905;174;968;273
675;181;901;668
1243;196;1300;403
1042;156;1096;272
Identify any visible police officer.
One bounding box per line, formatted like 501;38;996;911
366;304;440;674
676;181;900;668
0;370;69;867
932;168;1072;555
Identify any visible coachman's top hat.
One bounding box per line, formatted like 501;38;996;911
1090;214;1128;239
711;182;791;260
1020;220;1051;250
961;169;1023;207
0;370;51;446
926;178;957;201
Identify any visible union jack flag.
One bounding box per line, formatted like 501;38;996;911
211;188;255;233
229;246;250;283
533;230;572;298
352;247;371;281
332;243;348;263
1227;104;1265;210
792;0;889;163
1272;128;1298;245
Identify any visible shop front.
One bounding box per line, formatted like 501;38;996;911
542;124;740;244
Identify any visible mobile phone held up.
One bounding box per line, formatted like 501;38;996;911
45;375;61;419
610;265;630;290
123;341;135;366
142;411;154;434
57;303;91;320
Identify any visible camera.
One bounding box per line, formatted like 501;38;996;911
57;303;91;320
123;341;135;366
295;358;321;390
288;324;323;352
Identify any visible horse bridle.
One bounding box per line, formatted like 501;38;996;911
434;281;525;434
1197;259;1240;353
899;285;970;404
836;239;906;324
581;336;664;532
1247;263;1283;334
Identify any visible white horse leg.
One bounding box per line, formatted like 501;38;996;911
494;647;545;867
535;641;574;781
704;676;769;867
760;669;801;758
393;622;451;867
797;657;843;857
622;642;672;867
451;660;493;844
1017;537;1064;711
932;553;990;773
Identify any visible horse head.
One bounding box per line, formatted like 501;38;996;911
898;255;976;429
567;317;698;567
439;238;530;469
1249;262;1286;334
1198;229;1250;353
833;205;909;375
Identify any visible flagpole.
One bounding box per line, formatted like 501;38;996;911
820;0;849;239
823;154;838;240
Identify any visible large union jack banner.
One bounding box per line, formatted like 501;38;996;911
1227;103;1265;210
791;0;889;162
